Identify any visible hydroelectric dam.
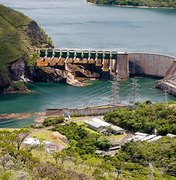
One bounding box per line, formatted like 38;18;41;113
36;48;176;95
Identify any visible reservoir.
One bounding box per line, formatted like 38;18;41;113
0;0;176;127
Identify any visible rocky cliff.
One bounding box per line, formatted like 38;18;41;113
0;4;53;89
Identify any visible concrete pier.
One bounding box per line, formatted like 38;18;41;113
37;49;129;80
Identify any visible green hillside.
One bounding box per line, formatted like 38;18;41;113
0;4;53;87
87;0;176;8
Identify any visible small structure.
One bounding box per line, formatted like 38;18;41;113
84;118;111;131
63;112;71;120
141;135;156;141
128;132;163;142
109;125;125;135
84;120;103;131
92;118;111;127
85;118;125;135
129;132;148;142
167;133;176;138
109;146;120;151
148;136;162;142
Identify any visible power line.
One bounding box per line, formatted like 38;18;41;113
129;78;140;105
57;80;110;104
164;89;168;104
109;74;120;105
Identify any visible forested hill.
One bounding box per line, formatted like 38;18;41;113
0;4;53;88
87;0;176;8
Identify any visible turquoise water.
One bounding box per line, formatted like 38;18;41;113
0;0;176;127
0;118;34;128
0;78;176;128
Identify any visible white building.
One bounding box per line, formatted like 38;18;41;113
84;120;103;131
109;125;125;135
92;118;111;127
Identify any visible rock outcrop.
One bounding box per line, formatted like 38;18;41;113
0;4;53;89
156;61;176;96
4;81;31;94
31;67;67;83
9;59;25;81
156;81;176;96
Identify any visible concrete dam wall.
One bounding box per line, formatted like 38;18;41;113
128;53;175;78
37;49;175;79
128;52;176;96
36;49;176;95
37;49;129;80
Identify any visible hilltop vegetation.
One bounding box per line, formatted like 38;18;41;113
0;4;53;87
0;125;176;179
104;103;176;135
87;0;176;8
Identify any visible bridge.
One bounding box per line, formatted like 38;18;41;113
36;48;129;79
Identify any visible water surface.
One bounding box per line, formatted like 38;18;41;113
1;0;176;55
0;0;176;127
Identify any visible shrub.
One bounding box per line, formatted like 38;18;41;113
11;81;25;91
42;116;65;127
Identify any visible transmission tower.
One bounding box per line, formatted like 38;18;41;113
164;89;168;104
130;78;140;105
109;74;120;105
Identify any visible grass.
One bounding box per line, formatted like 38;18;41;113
108;134;126;143
0;5;31;66
31;129;68;148
0;4;53;86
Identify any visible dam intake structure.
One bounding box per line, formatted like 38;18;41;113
36;49;129;81
36;48;176;96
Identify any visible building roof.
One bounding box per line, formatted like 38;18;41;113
111;125;124;132
92;118;110;127
148;136;162;142
84;120;102;129
141;135;156;141
135;132;148;136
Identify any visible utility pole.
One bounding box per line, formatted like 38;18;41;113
109;74;120;105
130;78;139;105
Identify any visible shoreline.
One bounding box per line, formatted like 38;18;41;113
0;112;46;124
87;2;176;10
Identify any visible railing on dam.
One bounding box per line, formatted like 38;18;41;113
36;48;129;78
37;48;121;60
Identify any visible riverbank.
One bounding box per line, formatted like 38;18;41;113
0;112;46;124
87;0;176;9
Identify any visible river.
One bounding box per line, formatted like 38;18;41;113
0;0;176;127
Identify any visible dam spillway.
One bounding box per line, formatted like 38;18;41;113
36;48;176;95
36;48;129;80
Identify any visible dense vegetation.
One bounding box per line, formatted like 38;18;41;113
104;103;176;135
0;4;53;87
42;116;65;127
53;122;112;155
108;137;176;179
52;121;176;179
0;122;176;179
0;128;116;179
87;0;176;8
